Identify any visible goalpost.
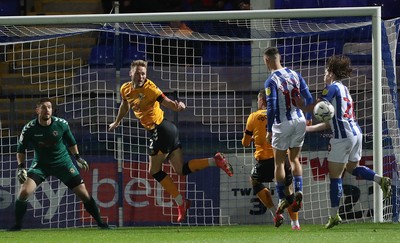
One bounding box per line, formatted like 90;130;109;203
0;6;399;228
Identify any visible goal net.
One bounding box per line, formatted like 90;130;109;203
0;8;399;228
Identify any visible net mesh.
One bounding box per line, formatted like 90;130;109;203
0;14;399;228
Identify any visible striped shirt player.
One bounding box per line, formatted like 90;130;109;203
319;81;363;163
108;60;233;223
242;90;300;230
264;67;313;148
304;55;391;229
263;47;313;226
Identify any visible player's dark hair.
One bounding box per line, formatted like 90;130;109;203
327;55;352;79
37;97;52;107
263;47;279;57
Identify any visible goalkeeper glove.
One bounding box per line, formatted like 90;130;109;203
75;154;89;171
17;163;27;184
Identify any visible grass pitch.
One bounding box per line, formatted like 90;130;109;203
1;223;399;243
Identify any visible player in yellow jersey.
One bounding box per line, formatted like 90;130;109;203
108;60;233;223
242;90;300;230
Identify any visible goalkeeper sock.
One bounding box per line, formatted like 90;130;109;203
351;166;375;181
294;175;303;192
329;178;343;208
83;197;103;225
15;199;28;227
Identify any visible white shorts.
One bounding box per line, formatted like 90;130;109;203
272;117;306;151
327;133;362;163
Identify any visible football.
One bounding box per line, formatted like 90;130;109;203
313;100;334;122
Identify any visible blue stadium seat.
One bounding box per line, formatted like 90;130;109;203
275;0;321;9
301;41;336;62
232;43;251;65
342;42;372;65
201;43;229;65
89;45;115;66
122;44;147;66
321;0;368;8
0;1;19;16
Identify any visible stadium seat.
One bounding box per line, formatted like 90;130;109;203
0;1;20;16
343;42;372;65
232;43;251;65
202;42;229;65
89;45;115;66
275;0;321;9
122;44;147;66
301;41;336;63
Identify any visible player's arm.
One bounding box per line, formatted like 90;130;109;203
109;99;129;131
160;94;186;112
16;152;26;167
305;122;330;132
242;115;253;147
61;123;88;171
69;144;89;171
265;82;276;133
295;77;315;114
16;152;28;184
16;127;29;183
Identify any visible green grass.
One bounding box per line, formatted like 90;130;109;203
1;223;399;243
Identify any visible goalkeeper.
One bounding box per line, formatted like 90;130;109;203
8;98;109;231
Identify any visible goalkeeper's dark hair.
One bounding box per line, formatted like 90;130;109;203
326;55;352;79
36;97;52;107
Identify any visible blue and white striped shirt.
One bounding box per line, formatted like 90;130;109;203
264;67;313;132
320;81;362;138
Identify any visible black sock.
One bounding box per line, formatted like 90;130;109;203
15;199;28;227
83;197;103;225
286;193;295;205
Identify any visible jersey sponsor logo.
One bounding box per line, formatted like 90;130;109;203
34;134;44;137
138;93;145;101
265;87;271;96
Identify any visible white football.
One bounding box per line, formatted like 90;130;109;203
313;100;334;122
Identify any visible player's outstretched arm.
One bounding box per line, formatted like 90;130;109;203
161;96;186;112
306;122;330;133
109;99;129;131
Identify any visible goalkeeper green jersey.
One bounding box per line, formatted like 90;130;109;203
17;116;77;167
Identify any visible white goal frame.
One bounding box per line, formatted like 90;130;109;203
0;6;384;222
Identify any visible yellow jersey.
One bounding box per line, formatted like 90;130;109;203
120;79;165;130
242;109;274;160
